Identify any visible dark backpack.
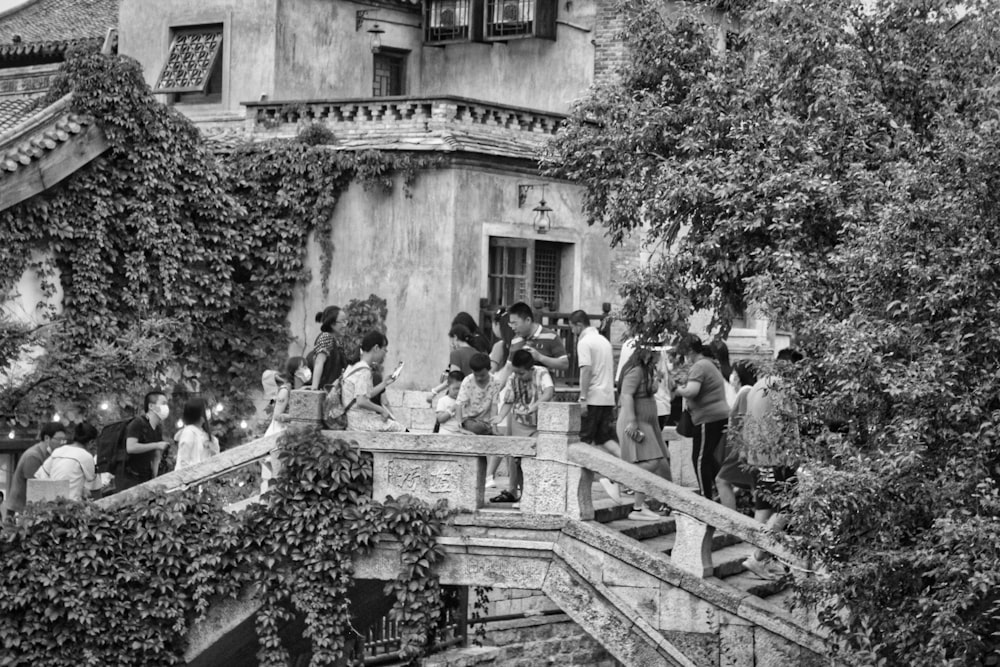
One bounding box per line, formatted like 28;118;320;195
95;419;132;474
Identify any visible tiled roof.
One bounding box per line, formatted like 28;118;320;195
0;36;103;61
0;93;95;178
0;96;39;134
0;0;119;44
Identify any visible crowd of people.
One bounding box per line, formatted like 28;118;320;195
6;299;800;570
1;391;220;520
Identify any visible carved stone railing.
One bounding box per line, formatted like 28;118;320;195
240;96;565;156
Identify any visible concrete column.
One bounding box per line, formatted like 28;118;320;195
288;389;325;428
670;512;715;578
522;402;594;520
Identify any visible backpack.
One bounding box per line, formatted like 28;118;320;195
95;419;132;474
323;366;364;430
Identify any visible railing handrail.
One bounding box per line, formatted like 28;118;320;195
95;431;279;511
94;430;539;511
566;443;809;569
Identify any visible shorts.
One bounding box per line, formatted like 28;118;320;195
752;465;797;512
581;405;617;445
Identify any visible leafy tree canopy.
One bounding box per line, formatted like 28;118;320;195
545;0;1000;663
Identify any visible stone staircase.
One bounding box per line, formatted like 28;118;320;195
594;497;801;619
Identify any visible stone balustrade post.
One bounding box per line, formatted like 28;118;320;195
670;512;716;578
521;402;593;520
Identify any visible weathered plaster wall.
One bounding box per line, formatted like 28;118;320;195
417;0;597;114
120;0;595;115
118;0;278;114
272;0;424;101
287;163;615;391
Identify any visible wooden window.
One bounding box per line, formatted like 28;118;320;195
483;0;555;41
487;237;563;310
154;25;223;101
373;51;406;97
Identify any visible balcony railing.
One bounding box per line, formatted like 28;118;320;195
241;96;565;158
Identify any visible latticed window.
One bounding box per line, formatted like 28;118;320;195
532;242;560;311
487;238;564;311
373;52;405;97
154;26;223;96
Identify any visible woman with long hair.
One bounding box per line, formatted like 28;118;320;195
310;305;349;391
174;397;220;471
670;334;731;499
451;311;490;353
616;343;671;521
489;308;515;373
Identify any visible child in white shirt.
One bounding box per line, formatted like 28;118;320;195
436;371;465;435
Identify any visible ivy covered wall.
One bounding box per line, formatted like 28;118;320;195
0;50;433;440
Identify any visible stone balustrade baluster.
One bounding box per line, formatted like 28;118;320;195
526;402;594;520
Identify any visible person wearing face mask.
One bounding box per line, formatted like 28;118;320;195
174;398;220;471
265;356;311;437
120;390;172;491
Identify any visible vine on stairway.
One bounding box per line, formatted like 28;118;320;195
0;428;454;666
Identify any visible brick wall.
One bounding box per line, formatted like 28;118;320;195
427;614;621;667
593;0;628;89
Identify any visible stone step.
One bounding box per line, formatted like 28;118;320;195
630;529;742;559
602;515;676;541
719;570;790;598
710;542;756;577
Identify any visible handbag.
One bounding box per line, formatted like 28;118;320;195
676;408;695;437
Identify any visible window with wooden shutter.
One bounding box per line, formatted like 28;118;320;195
154;25;223;96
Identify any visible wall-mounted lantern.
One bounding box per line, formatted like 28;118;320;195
367;23;385;53
533;191;552;234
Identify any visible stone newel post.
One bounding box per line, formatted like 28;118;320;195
522;402;594;520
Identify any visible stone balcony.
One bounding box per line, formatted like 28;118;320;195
239;95;566;159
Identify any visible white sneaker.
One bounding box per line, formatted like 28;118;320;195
511;502;520;509
485;476;496;489
599;478;622;503
628;507;660;521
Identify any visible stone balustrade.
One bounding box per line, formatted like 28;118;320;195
241;96;565;154
93;390;827;666
286;390;802;578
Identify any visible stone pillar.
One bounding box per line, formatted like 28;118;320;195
288;389;325;428
670;512;715;578
521;402;594;520
259;389;326;493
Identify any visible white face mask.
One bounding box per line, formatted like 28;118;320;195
155;404;170;420
295;367;312;384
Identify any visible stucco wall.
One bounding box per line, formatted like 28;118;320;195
286;162;616;390
118;0;278;114
120;0;596;115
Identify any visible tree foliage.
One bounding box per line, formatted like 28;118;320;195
0;429;452;665
0;51;435;441
545;0;1000;663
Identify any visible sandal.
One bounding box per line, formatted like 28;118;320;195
490;490;519;503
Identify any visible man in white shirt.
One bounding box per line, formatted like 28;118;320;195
570;310;624;501
34;423;109;501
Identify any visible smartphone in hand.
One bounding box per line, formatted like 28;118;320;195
390;362;405;381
